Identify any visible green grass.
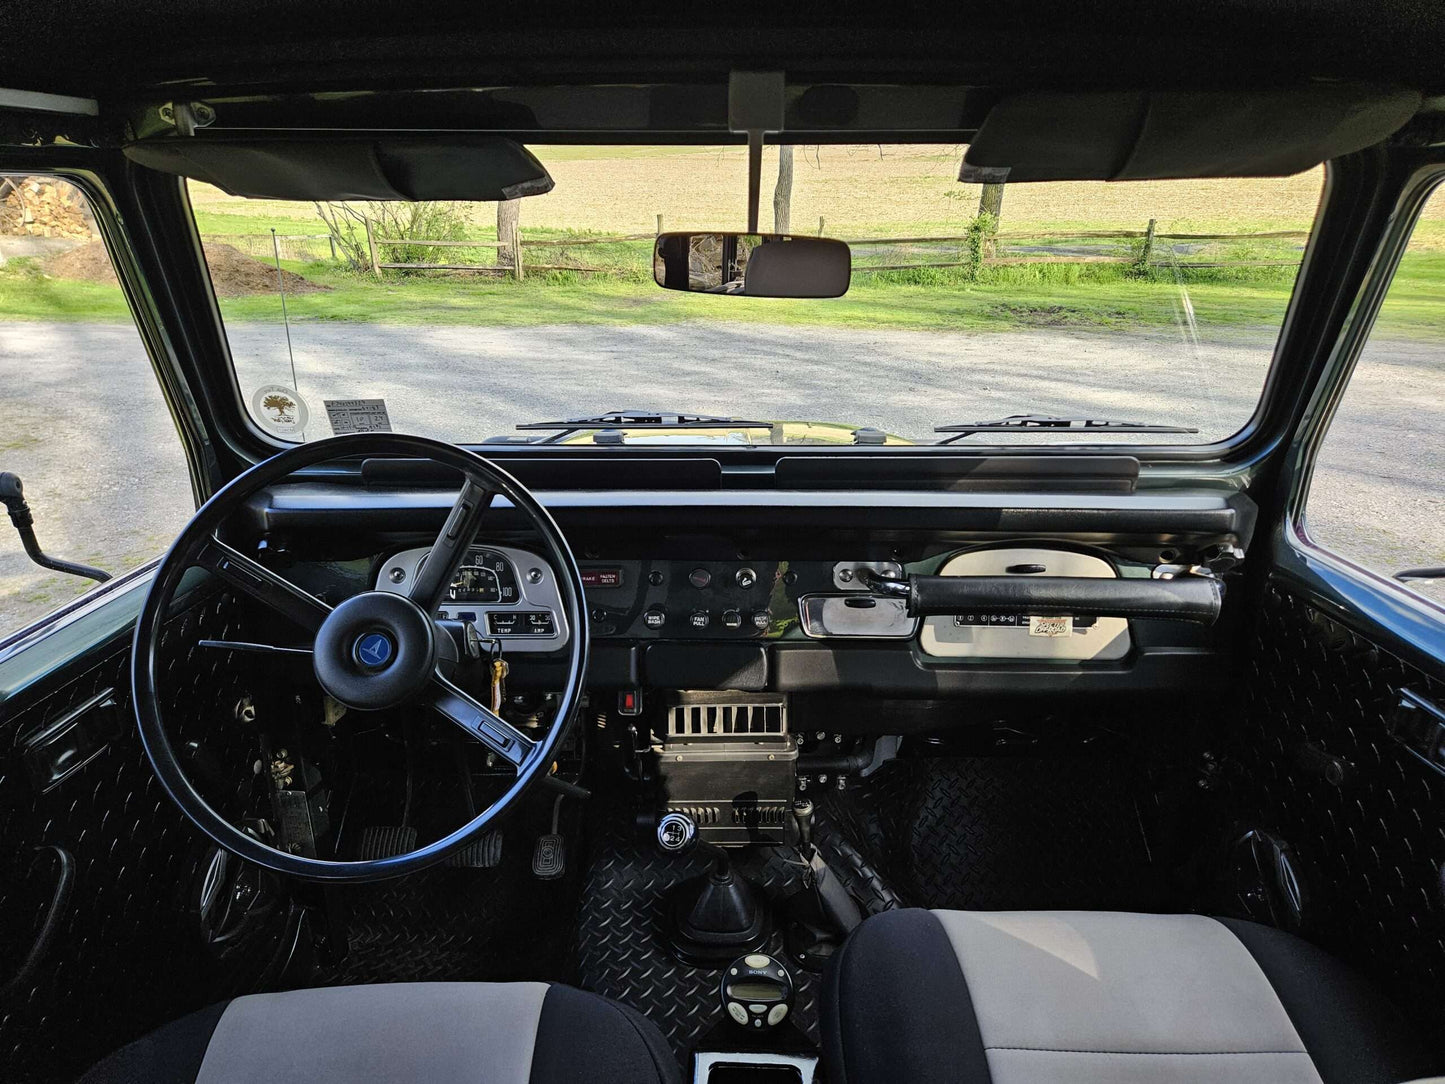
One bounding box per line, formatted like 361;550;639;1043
4;230;1441;338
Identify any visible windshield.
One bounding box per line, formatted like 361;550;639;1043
185;144;1326;446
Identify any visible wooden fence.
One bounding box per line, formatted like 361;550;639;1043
219;219;1309;280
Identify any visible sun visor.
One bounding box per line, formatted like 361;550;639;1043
123;136;554;201
960;84;1422;182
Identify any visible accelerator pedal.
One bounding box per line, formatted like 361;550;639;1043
532;796;566;880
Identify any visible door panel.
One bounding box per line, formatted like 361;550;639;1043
1228;578;1445;1043
0;587;292;1083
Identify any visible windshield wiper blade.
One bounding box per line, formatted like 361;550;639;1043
934;414;1199;444
517;410;775;440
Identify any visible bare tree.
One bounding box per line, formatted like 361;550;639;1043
773;146;794;234
497;199;520;263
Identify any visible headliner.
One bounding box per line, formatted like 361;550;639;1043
1;2;1444;102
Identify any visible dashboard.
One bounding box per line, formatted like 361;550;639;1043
373;545;1144;662
248;468;1247;705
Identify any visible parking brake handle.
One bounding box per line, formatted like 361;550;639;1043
0;472;110;584
858;566;1223;625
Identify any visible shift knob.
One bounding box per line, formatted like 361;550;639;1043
656;811;697;854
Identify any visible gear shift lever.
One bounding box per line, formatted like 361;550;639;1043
792;798;814;851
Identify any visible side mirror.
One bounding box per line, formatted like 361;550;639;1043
0;472;109;584
653;233;851;298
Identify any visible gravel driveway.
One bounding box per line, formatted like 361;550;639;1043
1;320;1439;629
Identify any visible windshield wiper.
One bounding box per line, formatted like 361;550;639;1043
517;410;775;443
934;414;1200;444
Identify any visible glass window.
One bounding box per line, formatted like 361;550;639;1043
1304;182;1445;608
185;144;1324;447
0;176;194;631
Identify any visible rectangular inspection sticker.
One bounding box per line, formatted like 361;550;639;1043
325;398;392;434
1029;615;1072;638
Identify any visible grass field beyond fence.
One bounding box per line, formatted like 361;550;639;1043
3;148;1443;337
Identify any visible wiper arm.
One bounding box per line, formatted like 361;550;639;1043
517;410;775;443
1395;567;1445;581
934;414;1199;444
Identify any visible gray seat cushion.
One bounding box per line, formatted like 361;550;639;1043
823;909;1433;1084
79;981;680;1084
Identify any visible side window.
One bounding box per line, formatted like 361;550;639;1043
0;175;194;631
1304;182;1445;608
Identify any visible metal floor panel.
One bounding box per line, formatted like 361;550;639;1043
575;801;821;1059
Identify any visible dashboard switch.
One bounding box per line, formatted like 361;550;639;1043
688;567;712;589
689;610;711;629
643;608;667;630
752;610;772;631
722;609;743;629
735;567;757;589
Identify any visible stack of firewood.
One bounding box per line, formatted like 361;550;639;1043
0;177;98;238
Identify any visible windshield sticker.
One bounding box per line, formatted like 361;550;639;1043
251;384;309;438
325;398;393;435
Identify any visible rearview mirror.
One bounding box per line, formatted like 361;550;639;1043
653;233;851;298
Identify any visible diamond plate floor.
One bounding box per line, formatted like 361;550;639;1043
907;756;1162;912
575;800;821;1059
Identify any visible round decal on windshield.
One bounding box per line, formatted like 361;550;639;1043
251;384;310;438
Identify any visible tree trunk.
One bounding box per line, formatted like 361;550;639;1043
773;146;794;234
978;182;1005;228
497;199;520;263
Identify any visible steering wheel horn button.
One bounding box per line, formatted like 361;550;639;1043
313;591;439;711
353;631;396;670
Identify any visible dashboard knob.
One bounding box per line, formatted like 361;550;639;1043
689;567;712;589
643;608;667;630
722;609;743;629
689;610;710;629
751;610;772;631
735;567;757;589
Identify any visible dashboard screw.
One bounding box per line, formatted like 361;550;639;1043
527;568;544;584
388;567;406;583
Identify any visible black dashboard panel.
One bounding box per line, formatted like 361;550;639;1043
244;484;1255;551
246;479;1250;704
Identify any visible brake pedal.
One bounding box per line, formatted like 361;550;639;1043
532;796;566;880
357;825;417;860
445;829;503;868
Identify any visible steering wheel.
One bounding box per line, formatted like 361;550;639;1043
131;433;588;882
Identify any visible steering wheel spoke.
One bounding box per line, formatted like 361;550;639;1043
408;479;494;611
427;674;538;768
194;537;332;633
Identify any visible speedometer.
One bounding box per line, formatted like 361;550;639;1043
434;548;520;604
449;563;501;603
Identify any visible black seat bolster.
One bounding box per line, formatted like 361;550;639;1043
1217;917;1434;1084
529;983;682;1084
822;908;992;1084
78;1001;230;1084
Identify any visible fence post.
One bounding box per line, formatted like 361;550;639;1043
1140;218;1157;270
364;216;380;277
818;216;825;236
656;213;664;235
328;233;338;262
511;225;524;281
